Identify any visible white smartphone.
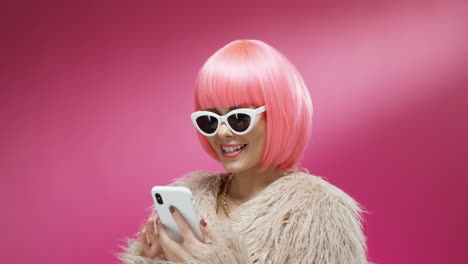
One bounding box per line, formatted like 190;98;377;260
151;186;204;243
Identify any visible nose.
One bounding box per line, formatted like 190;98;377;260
217;121;233;137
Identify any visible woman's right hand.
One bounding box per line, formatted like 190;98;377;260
139;216;163;259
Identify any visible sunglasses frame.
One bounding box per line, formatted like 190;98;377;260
191;106;266;137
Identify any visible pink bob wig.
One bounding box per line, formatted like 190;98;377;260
193;39;313;172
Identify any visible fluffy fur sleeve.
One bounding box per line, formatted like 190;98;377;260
116;223;249;264
288;178;371;264
116;171;250;264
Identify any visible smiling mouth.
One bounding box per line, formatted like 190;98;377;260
220;144;248;158
221;144;247;153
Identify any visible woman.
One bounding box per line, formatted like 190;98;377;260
118;39;370;263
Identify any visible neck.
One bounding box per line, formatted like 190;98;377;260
228;166;290;203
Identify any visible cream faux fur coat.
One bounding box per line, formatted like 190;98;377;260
118;170;372;264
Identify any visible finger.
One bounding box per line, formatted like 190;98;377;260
199;218;215;244
148;218;163;257
157;218;184;260
139;228;151;249
147;239;162;259
169;206;196;244
146;217;157;242
139;228;161;258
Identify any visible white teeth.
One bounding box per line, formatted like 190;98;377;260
222;145;246;153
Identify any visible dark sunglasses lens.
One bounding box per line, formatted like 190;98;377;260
196;115;218;134
227;113;251;132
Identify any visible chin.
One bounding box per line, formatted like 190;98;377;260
222;161;258;174
222;162;247;173
223;166;243;174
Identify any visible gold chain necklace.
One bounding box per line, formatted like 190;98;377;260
219;174;241;218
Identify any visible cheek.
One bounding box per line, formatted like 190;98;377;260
251;125;266;153
211;140;218;150
206;138;217;151
256;121;267;143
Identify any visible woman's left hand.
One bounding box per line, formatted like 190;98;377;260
157;206;215;262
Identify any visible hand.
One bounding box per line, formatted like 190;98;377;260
157;206;214;262
138;216;163;259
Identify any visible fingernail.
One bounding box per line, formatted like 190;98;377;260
200;219;207;227
169;206;175;214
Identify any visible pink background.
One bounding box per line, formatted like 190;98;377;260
1;1;466;263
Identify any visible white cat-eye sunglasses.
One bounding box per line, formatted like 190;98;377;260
191;106;266;136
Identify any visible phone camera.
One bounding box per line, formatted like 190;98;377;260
155;193;163;204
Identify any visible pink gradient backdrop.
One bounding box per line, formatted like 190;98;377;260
1;1;466;263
